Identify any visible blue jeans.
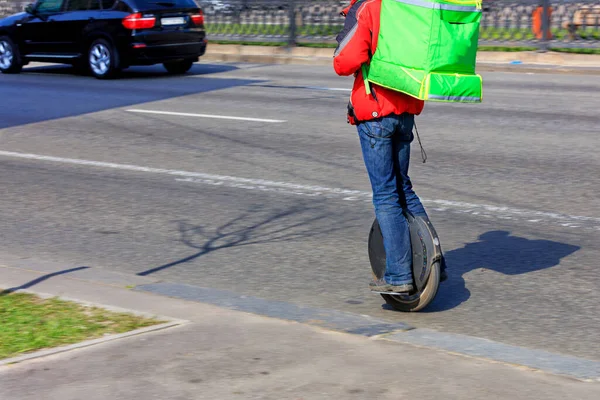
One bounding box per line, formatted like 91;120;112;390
357;113;428;286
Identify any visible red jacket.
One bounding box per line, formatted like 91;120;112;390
334;0;424;123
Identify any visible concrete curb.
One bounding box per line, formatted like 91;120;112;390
382;329;600;383
0;320;186;367
135;282;414;337
136;281;600;383
200;44;600;74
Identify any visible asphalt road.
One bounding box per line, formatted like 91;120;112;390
1;62;599;361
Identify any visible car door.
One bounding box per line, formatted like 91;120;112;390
51;0;100;55
19;0;66;55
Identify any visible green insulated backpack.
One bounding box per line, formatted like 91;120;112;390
363;0;483;103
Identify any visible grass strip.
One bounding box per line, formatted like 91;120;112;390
0;292;163;360
205;23;600;41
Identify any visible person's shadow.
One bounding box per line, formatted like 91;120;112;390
423;230;580;312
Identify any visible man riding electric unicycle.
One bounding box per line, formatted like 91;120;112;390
334;0;483;311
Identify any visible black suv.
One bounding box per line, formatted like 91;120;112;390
0;0;207;78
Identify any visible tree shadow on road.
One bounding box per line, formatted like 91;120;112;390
0;266;90;296
137;202;354;277
423;230;580;312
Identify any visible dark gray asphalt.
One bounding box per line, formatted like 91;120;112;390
1;62;599;361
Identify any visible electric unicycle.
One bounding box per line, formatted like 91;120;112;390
368;212;442;312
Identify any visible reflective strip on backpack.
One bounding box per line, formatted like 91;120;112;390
428;94;481;102
392;0;482;13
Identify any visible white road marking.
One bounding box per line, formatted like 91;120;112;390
305;87;352;92
1;150;599;232
126;109;286;123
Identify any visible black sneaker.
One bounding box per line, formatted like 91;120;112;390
369;279;391;292
370;279;413;293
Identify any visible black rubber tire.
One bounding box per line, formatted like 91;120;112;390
0;36;23;74
88;38;120;79
368;218;441;312
163;59;194;75
380;261;441;312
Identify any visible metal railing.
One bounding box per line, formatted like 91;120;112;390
2;0;599;49
477;0;600;49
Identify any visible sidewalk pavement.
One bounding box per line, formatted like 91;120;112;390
1;260;599;400
201;44;600;74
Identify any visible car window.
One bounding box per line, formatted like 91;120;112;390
66;0;90;11
100;0;116;9
112;0;132;12
130;0;199;8
36;0;65;13
89;0;101;9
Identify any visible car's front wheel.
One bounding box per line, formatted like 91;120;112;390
0;36;23;74
88;39;119;79
163;59;194;75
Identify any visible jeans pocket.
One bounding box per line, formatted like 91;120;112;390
362;120;394;139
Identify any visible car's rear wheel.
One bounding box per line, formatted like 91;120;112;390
0;36;23;74
88;39;119;79
163;59;194;75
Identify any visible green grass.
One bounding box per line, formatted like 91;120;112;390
478;46;600;54
209;40;337;48
209;40;600;55
480;27;600;41
550;47;600;54
210;40;287;46
206;23;342;37
480;27;537;41
206;23;600;41
0;292;163;360
298;42;337;48
478;46;538;52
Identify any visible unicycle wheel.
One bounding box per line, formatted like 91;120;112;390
380;261;441;312
368;217;442;312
